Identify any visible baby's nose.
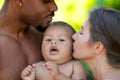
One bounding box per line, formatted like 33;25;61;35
51;40;56;44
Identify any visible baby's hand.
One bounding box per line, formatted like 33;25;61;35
43;61;60;78
21;64;35;80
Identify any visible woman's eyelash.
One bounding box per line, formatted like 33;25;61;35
80;32;83;35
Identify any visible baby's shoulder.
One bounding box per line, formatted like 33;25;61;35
70;59;82;64
64;59;83;68
69;59;84;69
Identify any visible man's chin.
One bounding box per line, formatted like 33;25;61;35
36;25;48;32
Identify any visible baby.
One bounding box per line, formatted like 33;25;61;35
21;21;86;80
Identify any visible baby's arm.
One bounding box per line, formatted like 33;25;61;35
44;61;86;80
21;64;35;80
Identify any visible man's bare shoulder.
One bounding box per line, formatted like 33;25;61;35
0;34;25;62
0;34;27;80
0;34;20;47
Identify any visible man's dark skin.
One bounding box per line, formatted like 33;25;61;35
0;0;58;80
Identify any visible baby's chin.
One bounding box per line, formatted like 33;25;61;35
44;58;70;65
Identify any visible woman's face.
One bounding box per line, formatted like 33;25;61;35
72;20;96;59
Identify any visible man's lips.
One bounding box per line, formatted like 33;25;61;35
46;12;54;23
46;16;52;23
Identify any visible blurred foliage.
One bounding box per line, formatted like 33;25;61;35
0;0;120;80
91;0;120;11
54;0;120;32
54;0;96;31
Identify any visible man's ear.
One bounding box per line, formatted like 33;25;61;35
15;0;23;7
94;41;104;55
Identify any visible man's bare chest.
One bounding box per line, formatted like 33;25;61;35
20;37;43;63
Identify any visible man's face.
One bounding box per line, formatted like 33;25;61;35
20;0;58;29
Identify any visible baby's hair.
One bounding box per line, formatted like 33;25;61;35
49;21;76;34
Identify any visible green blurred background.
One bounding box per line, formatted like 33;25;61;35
0;0;120;79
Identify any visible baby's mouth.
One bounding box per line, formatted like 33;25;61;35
49;47;59;55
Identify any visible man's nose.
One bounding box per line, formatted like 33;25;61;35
50;2;58;12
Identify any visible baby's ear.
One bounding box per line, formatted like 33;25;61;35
94;41;104;55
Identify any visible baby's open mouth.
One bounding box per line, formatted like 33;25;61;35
50;47;59;55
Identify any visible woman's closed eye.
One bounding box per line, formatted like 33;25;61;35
79;30;83;35
80;32;83;35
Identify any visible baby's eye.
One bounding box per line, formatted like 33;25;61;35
46;39;52;42
59;39;65;42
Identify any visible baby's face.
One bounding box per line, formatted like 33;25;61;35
42;25;73;65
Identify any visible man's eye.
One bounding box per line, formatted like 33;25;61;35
46;39;51;42
59;39;65;42
43;0;50;3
